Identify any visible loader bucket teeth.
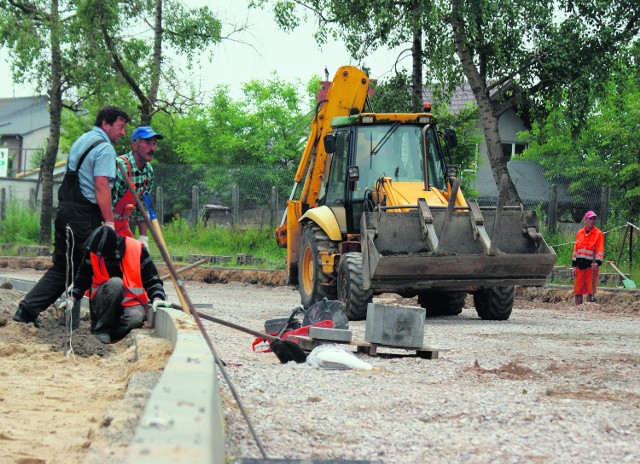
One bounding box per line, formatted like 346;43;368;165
361;207;556;293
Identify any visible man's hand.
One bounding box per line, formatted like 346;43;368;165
138;235;149;247
571;268;576;277
104;221;115;230
152;299;170;312
60;297;76;312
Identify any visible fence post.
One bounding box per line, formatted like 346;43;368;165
0;188;5;221
192;186;199;226
630;226;634;272
547;184;557;234
270;186;278;227
156;186;164;226
232;184;239;228
600;186;610;227
29;187;36;209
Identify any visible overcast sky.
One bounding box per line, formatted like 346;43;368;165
0;1;409;100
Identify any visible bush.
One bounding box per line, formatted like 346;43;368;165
0;201;41;244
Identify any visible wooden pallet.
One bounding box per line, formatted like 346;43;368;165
288;335;450;359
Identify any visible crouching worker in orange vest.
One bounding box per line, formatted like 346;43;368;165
571;210;605;305
65;225;166;344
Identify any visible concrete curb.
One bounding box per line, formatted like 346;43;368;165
126;307;225;463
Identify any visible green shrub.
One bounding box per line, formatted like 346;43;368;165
148;221;286;267
0;201;41;244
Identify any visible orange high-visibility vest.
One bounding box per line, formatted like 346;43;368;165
90;237;149;307
572;226;605;264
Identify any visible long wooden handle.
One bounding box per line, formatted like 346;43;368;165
607;260;628;279
170;305;278;342
116;164;192;315
160;257;209;281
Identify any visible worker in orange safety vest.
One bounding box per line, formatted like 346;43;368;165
571;210;605;305
63;226;166;344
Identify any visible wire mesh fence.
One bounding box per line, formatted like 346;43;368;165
153;164;296;228
153;164;618;230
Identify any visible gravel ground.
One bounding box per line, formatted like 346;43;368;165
7;269;640;463
179;282;640;464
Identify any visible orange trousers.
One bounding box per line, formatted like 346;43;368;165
574;267;599;295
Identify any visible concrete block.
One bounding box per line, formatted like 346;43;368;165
309;326;352;342
364;303;425;348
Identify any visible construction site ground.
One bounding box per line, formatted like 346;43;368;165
1;258;639;463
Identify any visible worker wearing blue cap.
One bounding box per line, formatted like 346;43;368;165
112;125;164;246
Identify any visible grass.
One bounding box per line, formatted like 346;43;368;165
147;218;286;268
542;224;640;287
0;201;41;244
2;203;639;283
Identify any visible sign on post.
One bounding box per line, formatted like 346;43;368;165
0;148;8;177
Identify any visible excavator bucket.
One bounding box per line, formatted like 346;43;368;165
360;200;557;293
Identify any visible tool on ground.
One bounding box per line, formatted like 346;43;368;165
117;163;269;459
252;320;334;354
160;257;209;281
171;305;308;364
589;247;597;302
607;260;637;289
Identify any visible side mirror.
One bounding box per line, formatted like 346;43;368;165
347;165;360;182
324;134;336;154
444;128;458;149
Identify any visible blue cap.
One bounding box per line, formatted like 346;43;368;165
131;126;163;142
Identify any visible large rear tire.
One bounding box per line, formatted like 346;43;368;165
473;286;514;320
337;252;373;321
417;291;466;317
298;225;338;308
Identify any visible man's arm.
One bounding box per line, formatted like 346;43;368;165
70;250;94;300
138;220;149;236
112;158;127;207
95;176;114;224
140;247;166;301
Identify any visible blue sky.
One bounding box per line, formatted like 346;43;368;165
0;1;407;100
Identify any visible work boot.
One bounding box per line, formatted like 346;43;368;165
13;307;41;328
94;332;111;344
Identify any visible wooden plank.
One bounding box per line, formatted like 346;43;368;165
288;335;449;359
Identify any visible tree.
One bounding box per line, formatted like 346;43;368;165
0;0;225;243
173;76;312;167
253;0;640;205
91;0;223;125
521;48;640;221
0;0;91;243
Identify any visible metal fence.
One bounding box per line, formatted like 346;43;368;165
0;164;627;234
152;164;296;228
152;164;616;230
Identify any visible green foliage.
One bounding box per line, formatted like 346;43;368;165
520;56;640;220
0;202;42;244
173;76;311;167
369;70;416;113
145;220;286;267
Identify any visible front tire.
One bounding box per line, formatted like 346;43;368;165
337;252;373;321
417;291;466;317
473;286;514;320
298;225;338;308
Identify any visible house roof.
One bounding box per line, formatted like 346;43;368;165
424;82;532;126
0;96;49;137
473;160;575;206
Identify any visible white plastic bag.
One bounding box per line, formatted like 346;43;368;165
306;344;372;370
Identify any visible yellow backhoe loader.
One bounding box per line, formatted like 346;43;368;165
275;66;556;321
